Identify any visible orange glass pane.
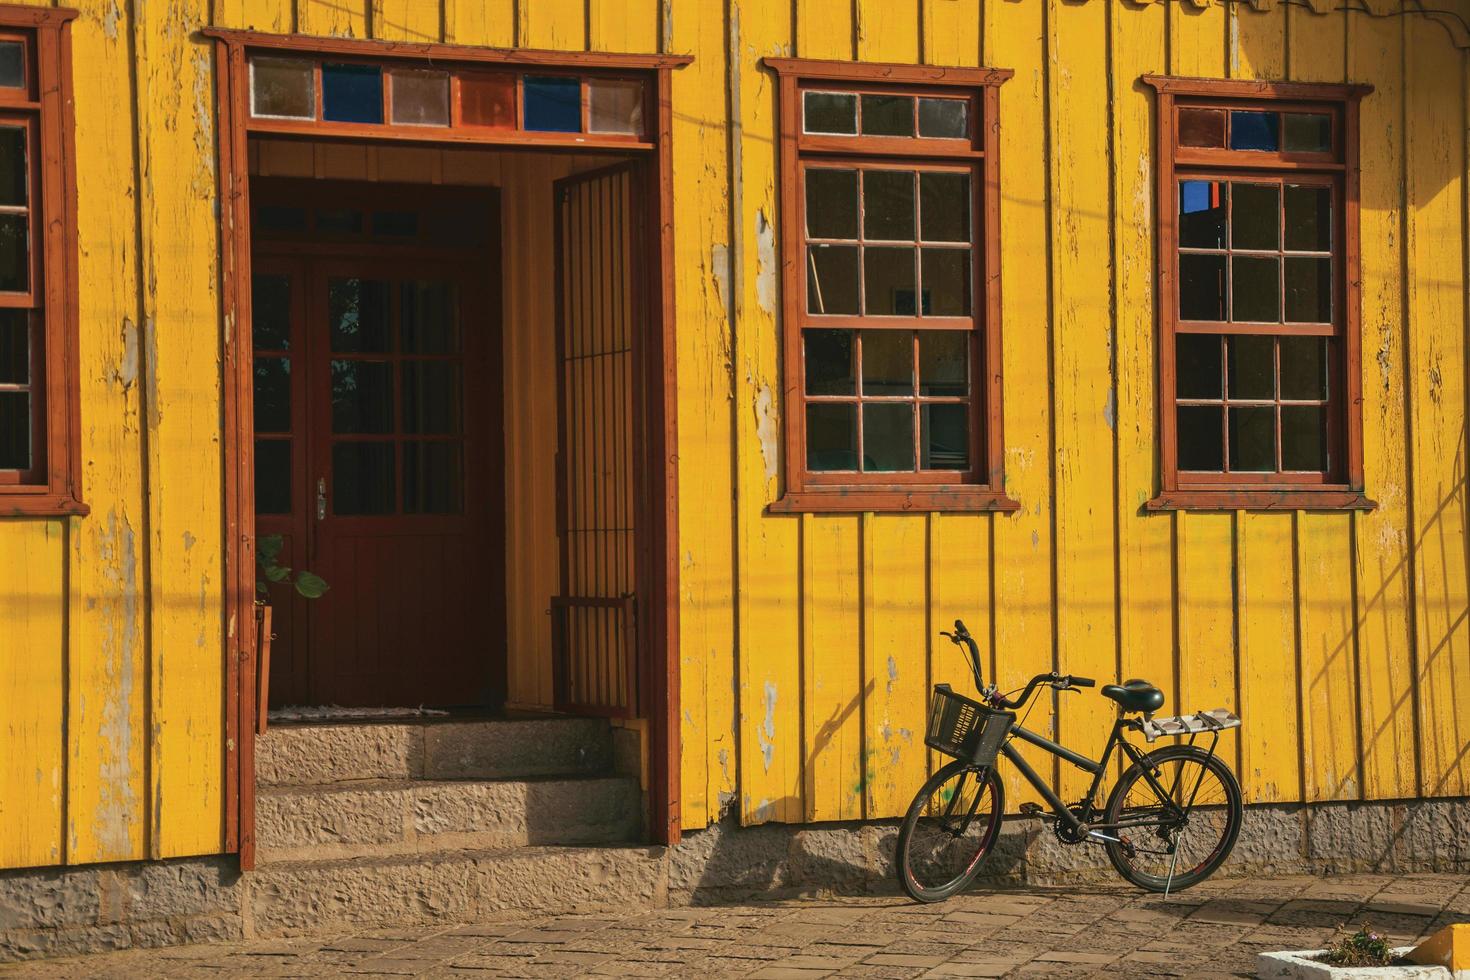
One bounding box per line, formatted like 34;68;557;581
459;70;516;129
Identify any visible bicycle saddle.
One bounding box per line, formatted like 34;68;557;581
1101;678;1165;713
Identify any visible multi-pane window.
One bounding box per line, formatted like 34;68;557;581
0;13;83;515
769;60;1013;511
1147;77;1369;506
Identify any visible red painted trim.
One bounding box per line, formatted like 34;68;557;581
1146;490;1377;512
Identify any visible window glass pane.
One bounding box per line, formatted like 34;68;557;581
805;328;855;396
1177;405;1223;471
862;403;914;471
459;70;517;129
1232;256;1280;322
1230;110;1279;151
1229;406;1276;472
863;170;915;241
0;389;26;469
0;42;24;89
1179;180;1227;248
919;330;967;396
864;247;917;316
921;404;969;470
252;275;291;351
1281;405;1327;471
332;442;395;514
1178;107;1225;148
861;330;913;396
0;213;28;292
0;126;26;207
402;280;458;354
1284;256;1332;323
1175;333;1222;399
322;63;383;124
404;442;463;513
1280;336;1327;401
0;307;23;384
1231;183;1280;251
805;169;858;240
253;358;291;434
329;278;390;352
388;68;449;127
861;94;913;136
917;98;967;139
803;91;857;135
254;439;291;515
1284;184;1332;252
251;57;314;119
331;360;394;434
523;75;582;132
919;172;969;243
1227;334;1274;400
587;79;644;135
257;206;307;234
807;403;857;471
1283;112;1332;153
1179;253;1226;321
402;362;460;434
317;208;364;235
373;211;418;237
807;245;860;315
921;248;970;317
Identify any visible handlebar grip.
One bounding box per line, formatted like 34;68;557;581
1070;675;1096;688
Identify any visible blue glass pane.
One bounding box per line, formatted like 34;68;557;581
523;75;582;133
1230;110;1279;151
323;63;383;124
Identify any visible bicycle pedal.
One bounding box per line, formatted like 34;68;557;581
1018;803;1045;818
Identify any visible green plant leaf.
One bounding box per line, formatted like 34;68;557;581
294;571;329;598
265;564;292;583
257;534;285;562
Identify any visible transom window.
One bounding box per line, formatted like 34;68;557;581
768;59;1014;513
1146;76;1369;508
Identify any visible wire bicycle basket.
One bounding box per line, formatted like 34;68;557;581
925;684;1016;767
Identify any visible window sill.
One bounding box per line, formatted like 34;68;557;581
0;492;90;518
770;489;1021;514
1145;489;1376;513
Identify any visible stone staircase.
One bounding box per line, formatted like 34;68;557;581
249;716;666;936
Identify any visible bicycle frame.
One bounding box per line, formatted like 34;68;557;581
998;718;1216;837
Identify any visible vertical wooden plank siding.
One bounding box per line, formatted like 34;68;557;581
10;0;1470;872
0;521;65;867
1406;11;1470;800
1347;6;1418;802
137;0;226;857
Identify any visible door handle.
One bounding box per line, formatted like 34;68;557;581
316;478;327;521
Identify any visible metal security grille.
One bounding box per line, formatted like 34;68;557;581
553;164;641;717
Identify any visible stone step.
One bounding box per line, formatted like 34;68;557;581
257;774;642;863
247;843;669;938
257;716;615;787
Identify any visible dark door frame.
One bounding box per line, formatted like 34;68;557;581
209;31;687;867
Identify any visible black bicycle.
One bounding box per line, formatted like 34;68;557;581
896;620;1244;902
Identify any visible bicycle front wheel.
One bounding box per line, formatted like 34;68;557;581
896;759;1005;903
1103;744;1242;893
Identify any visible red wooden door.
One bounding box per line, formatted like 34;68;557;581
253;252;504;708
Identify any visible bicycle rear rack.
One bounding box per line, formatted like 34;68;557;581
1139;708;1240;744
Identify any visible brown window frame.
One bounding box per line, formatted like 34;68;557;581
0;6;83;516
1144;75;1374;513
767;58;1017;514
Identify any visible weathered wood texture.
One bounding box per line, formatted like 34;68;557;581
2;0;1470;874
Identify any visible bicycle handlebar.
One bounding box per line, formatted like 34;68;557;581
941;619;1096;709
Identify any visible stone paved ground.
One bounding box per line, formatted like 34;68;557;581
7;873;1469;979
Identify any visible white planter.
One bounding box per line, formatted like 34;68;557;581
1257;948;1449;979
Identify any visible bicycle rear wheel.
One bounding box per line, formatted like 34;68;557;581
1103;744;1242;893
896;759;1005;903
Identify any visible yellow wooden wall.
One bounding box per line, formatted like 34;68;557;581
3;0;1470;874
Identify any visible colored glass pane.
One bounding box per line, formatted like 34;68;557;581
1230;110;1279;151
523;75;581;133
389;68;449;127
1178;107;1225;148
322;63;383;124
588;78;643;135
459;71;516;129
250;57;314;119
